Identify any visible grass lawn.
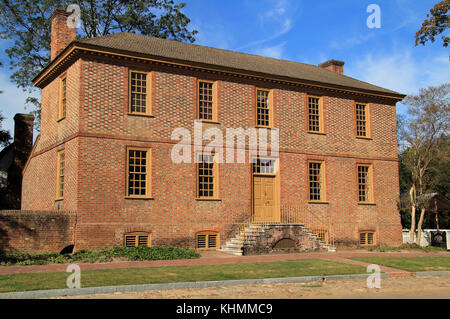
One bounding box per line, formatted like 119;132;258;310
350;257;450;272
0;259;365;293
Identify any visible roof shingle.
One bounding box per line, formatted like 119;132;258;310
76;32;402;98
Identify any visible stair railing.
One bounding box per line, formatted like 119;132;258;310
228;205;335;248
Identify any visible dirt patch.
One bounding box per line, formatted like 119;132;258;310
54;275;450;299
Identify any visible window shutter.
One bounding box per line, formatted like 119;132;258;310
124;232;151;247
367;232;374;245
359;232;376;246
208;234;218;249
125;235;137;247
197;234;207;249
196;232;219;250
138;235;148;247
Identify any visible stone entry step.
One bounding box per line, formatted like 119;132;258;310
219;223;335;256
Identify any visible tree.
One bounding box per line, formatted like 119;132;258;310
0;111;12;148
0;0;197;127
0;61;11;147
399;84;449;244
415;0;449;47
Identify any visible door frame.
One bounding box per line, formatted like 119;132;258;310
251;156;280;222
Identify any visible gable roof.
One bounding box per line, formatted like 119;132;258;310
77;33;403;98
35;32;405;100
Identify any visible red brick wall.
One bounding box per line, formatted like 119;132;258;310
22;56;403;251
0;210;76;253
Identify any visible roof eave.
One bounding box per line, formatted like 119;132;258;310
33;41;406;101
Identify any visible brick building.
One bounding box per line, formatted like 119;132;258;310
22;9;405;253
0;113;34;210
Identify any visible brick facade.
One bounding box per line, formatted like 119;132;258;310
22;55;403;251
0;210;76;253
21;11;403;251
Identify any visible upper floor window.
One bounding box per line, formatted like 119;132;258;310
126;148;151;198
356;103;370;137
56;150;65;199
308;161;325;201
357;164;373;203
308;96;323;133
197;153;219;199
129;71;151;115
198;80;217;121
59;76;67;120
256;88;272;127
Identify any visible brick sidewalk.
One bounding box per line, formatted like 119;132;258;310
0;250;448;276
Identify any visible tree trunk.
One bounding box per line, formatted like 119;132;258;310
435;198;439;232
409;186;416;243
416;207;426;246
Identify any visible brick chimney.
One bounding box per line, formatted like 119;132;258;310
50;8;76;60
3;114;35;209
318;60;345;75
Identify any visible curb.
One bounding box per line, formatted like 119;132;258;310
415;270;450;277
0;273;385;299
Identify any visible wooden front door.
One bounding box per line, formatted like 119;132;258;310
253;176;279;222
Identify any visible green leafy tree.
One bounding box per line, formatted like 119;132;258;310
0;111;12;148
0;61;12;147
415;0;449;47
0;0;197;128
399;84;449;243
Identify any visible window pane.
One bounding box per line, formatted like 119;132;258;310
308;162;322;201
130;72;148;114
358;165;371;202
198;81;214;120
198;154;215;198
356;104;367;137
256;90;270;127
308;97;320;132
128;149;148;196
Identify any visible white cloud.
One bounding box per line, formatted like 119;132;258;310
236;0;295;51
346;49;450;96
329;33;376;50
252;42;286;59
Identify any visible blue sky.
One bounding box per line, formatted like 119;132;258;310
0;0;449;136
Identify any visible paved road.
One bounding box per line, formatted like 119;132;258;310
56;276;450;299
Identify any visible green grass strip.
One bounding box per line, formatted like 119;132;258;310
0;259;366;293
350;257;450;272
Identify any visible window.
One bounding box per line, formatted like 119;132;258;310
256;89;271;127
198;80;217;121
196;231;219;250
56;150;65;199
252;158;276;175
124;232;151;247
197;153;218;199
356;103;370;137
129;71;151;115
126;148;151;198
357;164;373;203
308;96;323;132
59;76;67;120
308;161;325;201
359;231;376;246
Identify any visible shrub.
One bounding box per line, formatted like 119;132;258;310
0;246;200;266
